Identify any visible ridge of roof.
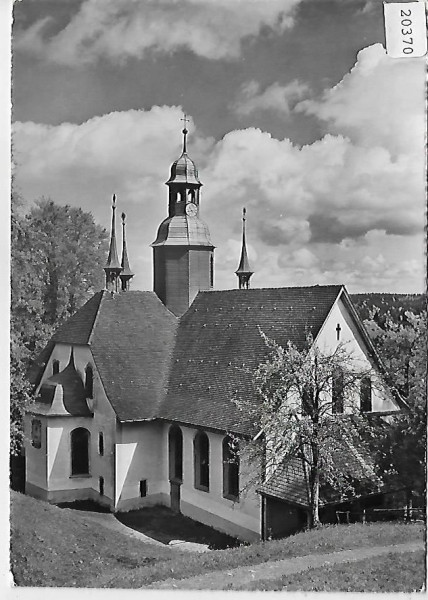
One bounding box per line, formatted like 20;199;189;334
195;284;344;295
52;290;105;345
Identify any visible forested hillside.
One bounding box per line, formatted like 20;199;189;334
351;293;425;327
351;292;426;499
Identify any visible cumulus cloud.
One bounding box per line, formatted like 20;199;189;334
14;0;302;64
13;44;425;292
233;79;310;116
296;44;425;157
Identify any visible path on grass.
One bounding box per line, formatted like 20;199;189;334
149;540;424;590
80;511;209;552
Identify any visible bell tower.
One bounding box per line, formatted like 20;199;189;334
152;118;214;316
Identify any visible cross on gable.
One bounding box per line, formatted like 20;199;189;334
336;323;342;341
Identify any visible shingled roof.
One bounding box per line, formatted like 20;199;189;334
89;291;178;421
258;420;384;507
30;290;178;422
29;285;362;428
158;285;343;434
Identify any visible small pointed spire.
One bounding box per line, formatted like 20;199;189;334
104;194;122;292
120;212;134;292
235;207;254;289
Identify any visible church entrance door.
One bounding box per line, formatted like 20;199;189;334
170;480;181;513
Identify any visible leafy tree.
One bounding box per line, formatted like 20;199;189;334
10;196;109;454
364;310;427;498
235;331;376;529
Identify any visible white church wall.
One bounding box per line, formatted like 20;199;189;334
168;424;261;542
27;343;117;508
315;295;398;413
115;421;168;512
89;348;117;509
24;414;47;496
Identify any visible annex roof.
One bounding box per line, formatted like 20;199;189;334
258;419;385;507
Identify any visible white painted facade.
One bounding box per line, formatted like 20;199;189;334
315;294;397;412
25;343;117;508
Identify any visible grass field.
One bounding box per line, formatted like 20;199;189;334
10;490;426;589
242;551;426;592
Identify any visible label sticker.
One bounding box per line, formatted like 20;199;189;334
384;1;427;58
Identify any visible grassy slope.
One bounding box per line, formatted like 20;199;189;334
10;491;175;587
10;491;425;588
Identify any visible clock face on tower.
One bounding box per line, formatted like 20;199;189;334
185;202;197;217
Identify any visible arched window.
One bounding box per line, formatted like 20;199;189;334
71;427;90;476
332;368;344;414
360;376;372;412
223;436;239;500
85;364;93;399
168;425;183;481
194;431;209;491
52;360;60;375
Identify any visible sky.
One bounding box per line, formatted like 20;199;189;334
11;0;426;294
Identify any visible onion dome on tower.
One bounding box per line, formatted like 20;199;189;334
152;116;215;316
235;207;254;289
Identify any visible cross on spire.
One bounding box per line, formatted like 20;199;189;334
181;114;189;153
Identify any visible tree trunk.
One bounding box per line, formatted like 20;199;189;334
309;469;320;528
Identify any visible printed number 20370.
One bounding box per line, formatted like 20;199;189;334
401;9;414;54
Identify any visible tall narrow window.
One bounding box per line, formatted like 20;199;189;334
140;480;147;497
210;254;214;288
99;476;104;496
85;364;93;399
360;376;372;412
223;436;239;500
52;360;60;375
194;432;209;491
168;425;183;481
332;368;344;414
71;427;90;475
98;432;104;456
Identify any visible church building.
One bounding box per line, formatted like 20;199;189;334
24;126;402;541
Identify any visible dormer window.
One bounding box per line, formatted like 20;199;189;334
85;364;93;399
52;360;60;375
